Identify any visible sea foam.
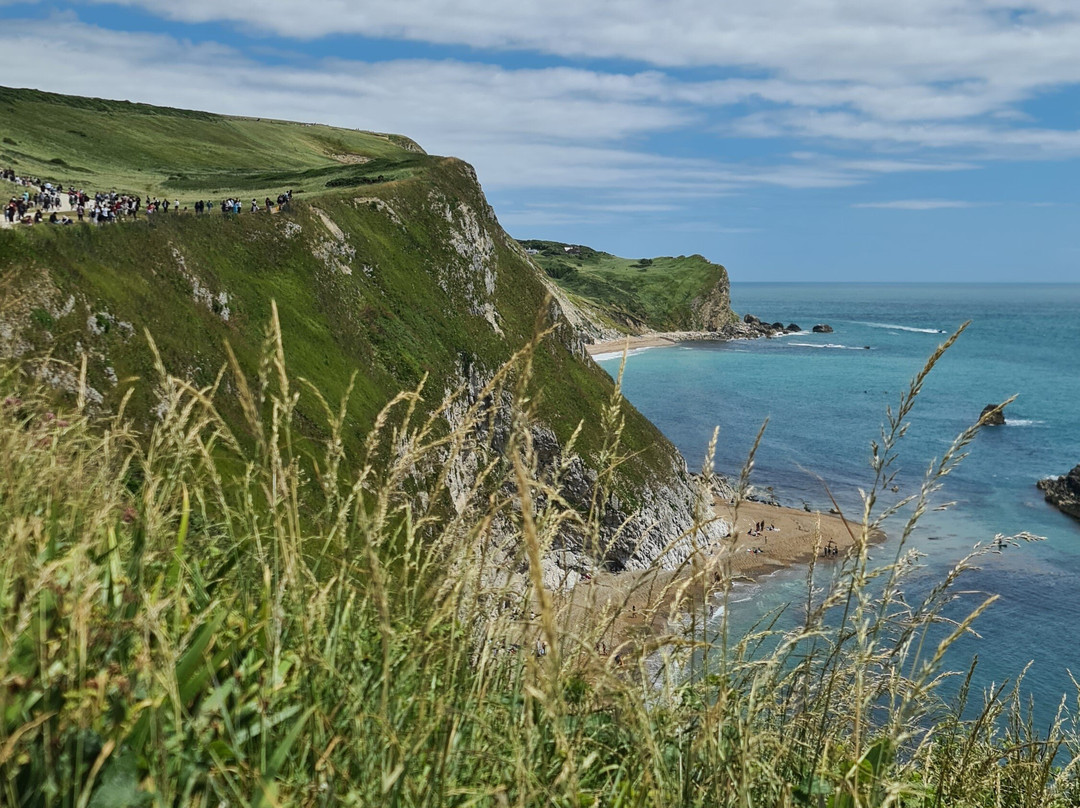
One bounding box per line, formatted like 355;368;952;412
856;321;946;334
592;346;654;362
787;342;869;350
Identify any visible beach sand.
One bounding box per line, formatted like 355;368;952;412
521;499;879;663
586;332;717;358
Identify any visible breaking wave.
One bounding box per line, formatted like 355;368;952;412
857;321;946;334
787;343;870;351
592;346;654;362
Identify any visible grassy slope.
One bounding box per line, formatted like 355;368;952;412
0;87;676;496
0;86;425;203
522;239;734;333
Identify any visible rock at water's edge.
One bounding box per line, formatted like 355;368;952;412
980;403;1006;426
1037;465;1080;520
746;486;780;507
812;323;833;333
786;323;801;332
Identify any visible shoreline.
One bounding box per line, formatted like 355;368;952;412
557;330;880;663
585;321;795;359
540;498;882;662
586;330;729;358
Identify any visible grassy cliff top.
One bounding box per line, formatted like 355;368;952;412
520;239;733;334
0;89;684;502
0;86;430;203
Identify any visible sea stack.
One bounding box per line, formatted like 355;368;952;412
980;403;1006;426
1037;465;1080;520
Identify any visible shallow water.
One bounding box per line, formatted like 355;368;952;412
597;283;1080;724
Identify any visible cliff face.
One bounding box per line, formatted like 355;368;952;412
0;155;726;576
688;268;735;332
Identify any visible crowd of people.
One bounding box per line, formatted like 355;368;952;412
3;165;293;227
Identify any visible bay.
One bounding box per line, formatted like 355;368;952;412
597;283;1080;725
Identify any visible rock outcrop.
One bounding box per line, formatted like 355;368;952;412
2;148;726;583
980;404;1006;426
740;314;794;338
812;323;834;333
1037;466;1080;520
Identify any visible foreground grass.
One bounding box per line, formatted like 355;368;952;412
0;317;1077;807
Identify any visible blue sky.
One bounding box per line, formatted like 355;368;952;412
2;1;1078;282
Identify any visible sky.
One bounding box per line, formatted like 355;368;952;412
1;1;1078;282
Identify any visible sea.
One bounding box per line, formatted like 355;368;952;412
595;283;1080;728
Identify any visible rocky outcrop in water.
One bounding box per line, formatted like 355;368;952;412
812;323;834;333
1037;465;1080;520
980;404;1006;426
741;314;796;338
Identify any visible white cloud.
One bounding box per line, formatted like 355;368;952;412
839;159;979;173
0;17;959;200
730;110;1080;157
75;1;1080;82
853;199;982;210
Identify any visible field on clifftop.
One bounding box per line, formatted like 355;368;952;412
0;86;428;203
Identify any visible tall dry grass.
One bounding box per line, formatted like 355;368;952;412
0;311;1076;807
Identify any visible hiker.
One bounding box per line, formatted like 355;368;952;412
3;165;294;229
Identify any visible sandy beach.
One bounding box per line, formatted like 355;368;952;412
586;331;724;359
570;331;880;657
529;498;879;663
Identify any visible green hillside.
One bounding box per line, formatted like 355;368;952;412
0;86;694;549
0;86;427;203
0;175;672;499
521;239;737;334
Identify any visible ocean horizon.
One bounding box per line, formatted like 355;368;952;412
597;281;1080;727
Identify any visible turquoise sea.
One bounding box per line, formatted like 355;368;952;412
596;283;1080;727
